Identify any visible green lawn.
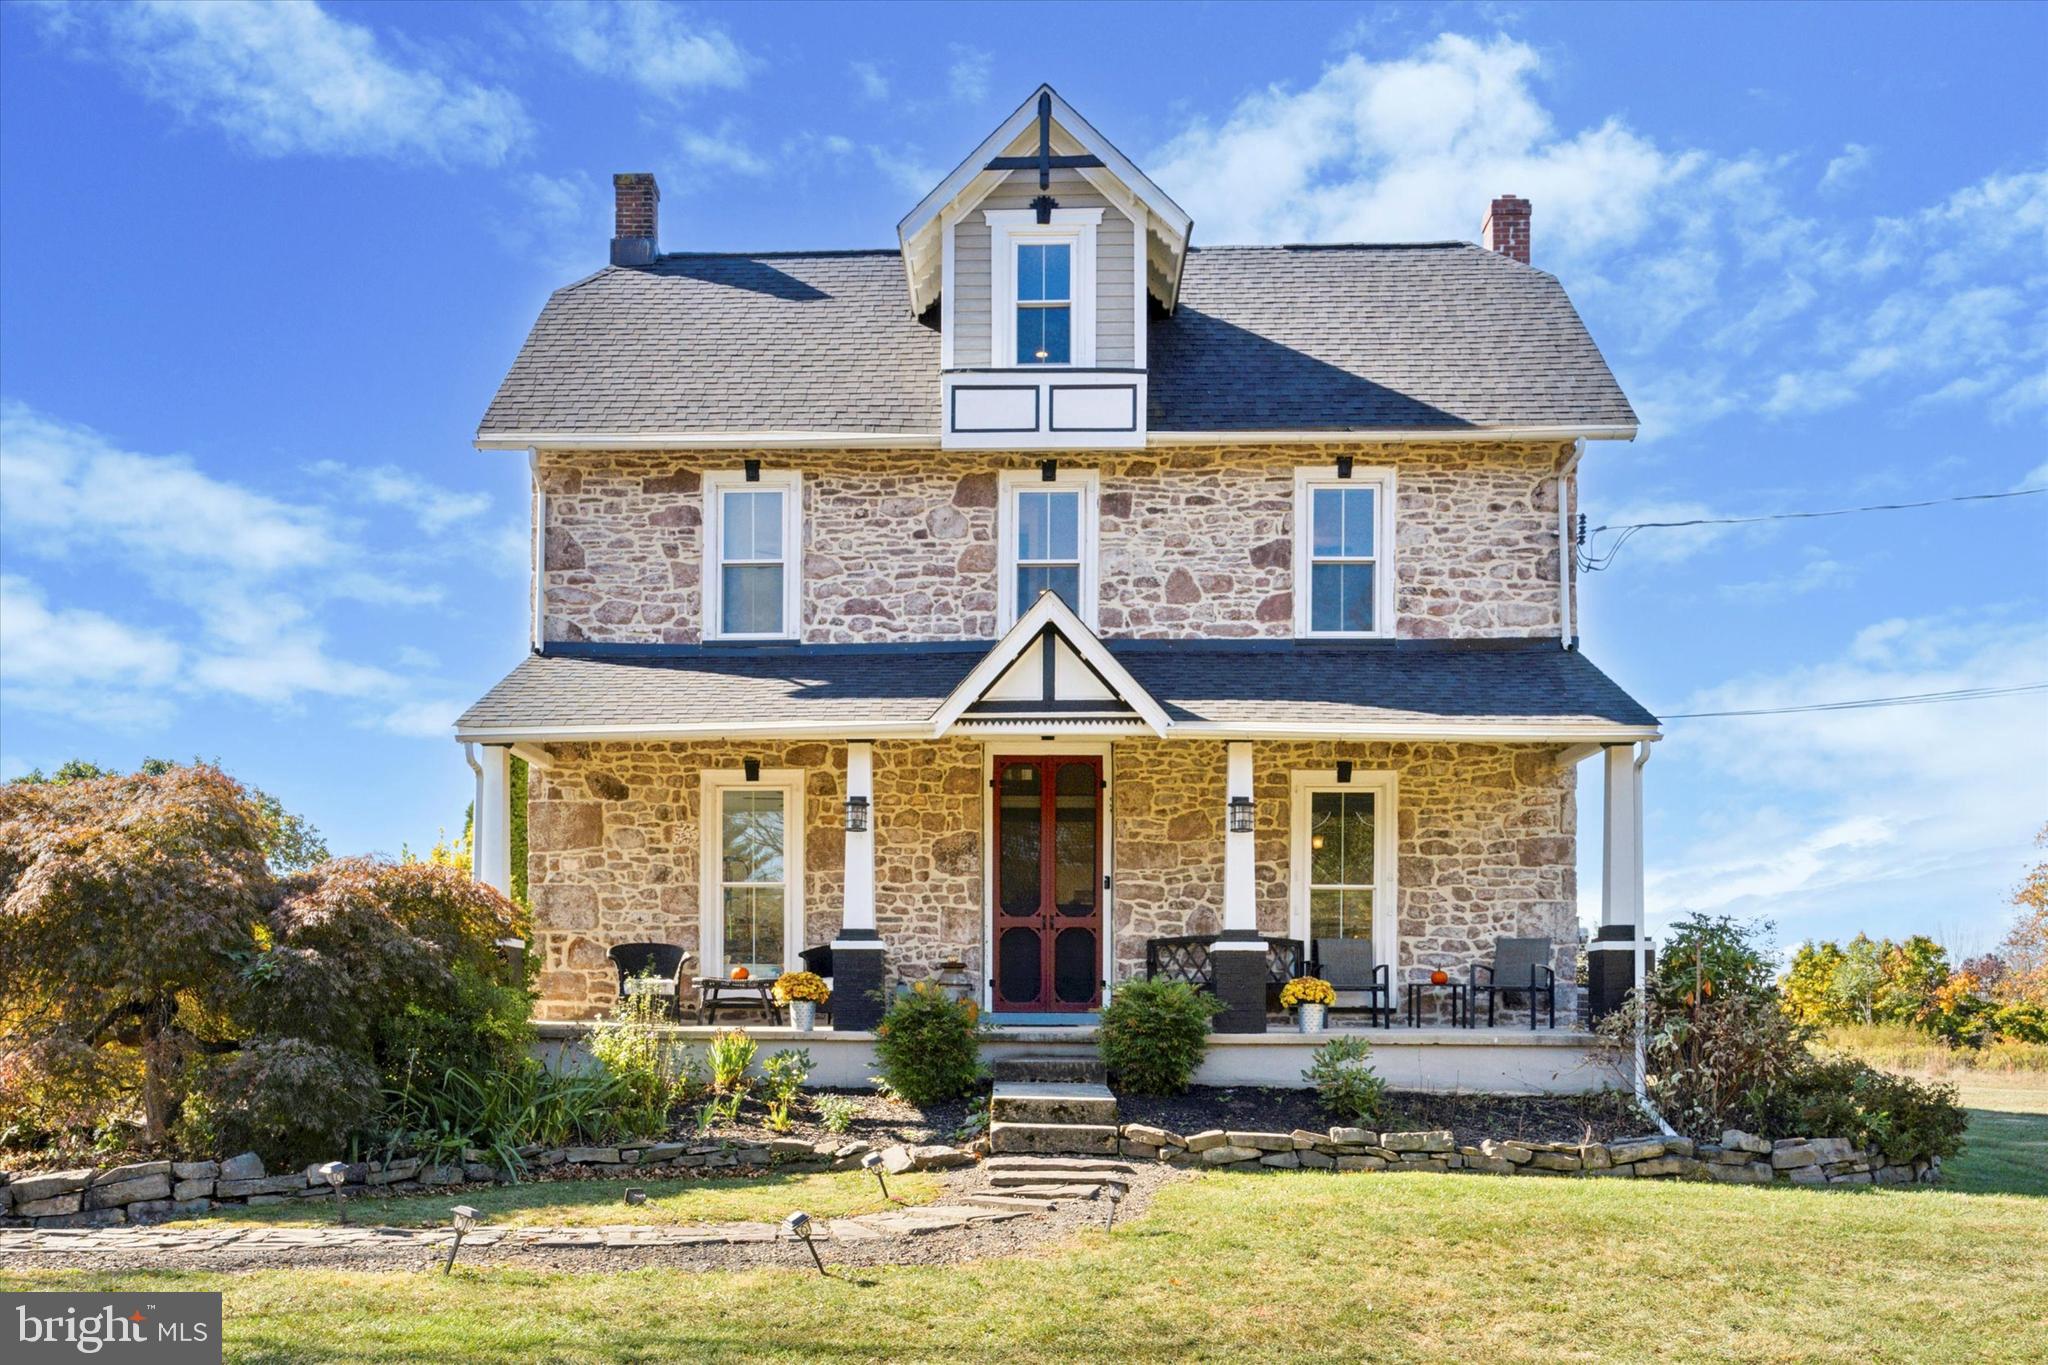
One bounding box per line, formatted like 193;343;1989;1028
1915;1073;2047;1198
177;1168;941;1230
9;1161;2047;1362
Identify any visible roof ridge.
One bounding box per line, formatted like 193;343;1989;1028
1191;241;1477;252
648;247;904;261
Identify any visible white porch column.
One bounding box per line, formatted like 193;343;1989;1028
831;741;887;1032
1587;742;1647;1019
1213;740;1267;1033
477;743;513;896
1222;741;1257;933
841;741;875;934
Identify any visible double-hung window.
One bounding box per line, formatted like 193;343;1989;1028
703;470;801;640
986;208;1099;369
1289;769;1398;973
1292;467;1395;638
701;769;804;977
997;468;1098;627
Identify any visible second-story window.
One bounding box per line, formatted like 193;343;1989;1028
998;468;1098;629
1016;242;1071;364
704;469;801;640
1292;466;1395;638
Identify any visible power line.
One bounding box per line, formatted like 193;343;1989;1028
1577;485;2046;572
1659;681;2048;720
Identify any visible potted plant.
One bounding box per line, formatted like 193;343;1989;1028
1280;976;1336;1034
773;970;831;1031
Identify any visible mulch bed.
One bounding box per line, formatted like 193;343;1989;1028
1119;1087;1648;1145
653;1088;987;1152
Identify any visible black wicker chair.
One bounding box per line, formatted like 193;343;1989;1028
1470;936;1557;1029
1310;938;1392;1027
608;943;691;1019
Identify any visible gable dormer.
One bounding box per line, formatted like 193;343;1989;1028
897;87;1192;451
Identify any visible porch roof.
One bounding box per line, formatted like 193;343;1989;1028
455;638;1658;742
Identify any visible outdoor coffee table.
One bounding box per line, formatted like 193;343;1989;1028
695;977;779;1024
1405;981;1472;1029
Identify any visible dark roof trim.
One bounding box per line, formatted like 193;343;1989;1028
542;636;1575;661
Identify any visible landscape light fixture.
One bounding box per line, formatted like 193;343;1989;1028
861;1149;896;1203
844;795;869;832
1228;795;1256;835
444;1205;480;1276
317;1162;348;1225
1101;1181;1125;1230
785;1210;827;1276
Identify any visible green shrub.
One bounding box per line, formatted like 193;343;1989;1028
763;1048;812;1102
817;1093;859;1135
588;993;695;1136
873;983;985;1105
179;1038;380;1165
1303;1035;1385;1123
1765;1056;1968;1164
705;1028;758;1094
1098;979;1221;1095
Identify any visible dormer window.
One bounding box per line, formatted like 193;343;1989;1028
988;208;1098;368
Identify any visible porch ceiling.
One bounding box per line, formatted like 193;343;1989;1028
454;639;1659;743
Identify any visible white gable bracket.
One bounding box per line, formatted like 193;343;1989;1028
929;592;1171;736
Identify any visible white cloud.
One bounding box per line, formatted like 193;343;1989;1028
0;576;182;728
678;123;771;177
1819;142;1872;195
867;145;939;196
850;60;888;101
1;400;338;572
491;170;607;279
38;0;530;166
526;0;749;97
307;459;491;533
1645;611;2048;940
947;44;991;104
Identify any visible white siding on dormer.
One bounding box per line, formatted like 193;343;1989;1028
951;167;1134;369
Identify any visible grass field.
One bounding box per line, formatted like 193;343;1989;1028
7;1072;2043;1362
176;1168;941;1230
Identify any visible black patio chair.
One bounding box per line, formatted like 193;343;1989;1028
609;943;691;1019
1311;938;1392;1027
1470;936;1557;1029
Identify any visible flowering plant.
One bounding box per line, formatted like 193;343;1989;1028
1280;976;1336;1009
772;971;831;1005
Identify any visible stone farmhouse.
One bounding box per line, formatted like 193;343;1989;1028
457;87;1657;1087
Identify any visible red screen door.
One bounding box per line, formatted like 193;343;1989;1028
992;755;1103;1011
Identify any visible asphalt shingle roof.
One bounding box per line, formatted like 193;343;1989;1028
478;244;1634;438
456;641;1657;736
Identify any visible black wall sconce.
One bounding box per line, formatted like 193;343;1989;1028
1227;795;1256;834
1040;459;1058;482
844;795;869;832
1335;455;1354;480
743;459;761;482
743;758;761;783
1336;761;1353;784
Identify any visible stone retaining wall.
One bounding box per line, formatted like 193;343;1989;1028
1117;1124;1940;1186
0;1137;974;1231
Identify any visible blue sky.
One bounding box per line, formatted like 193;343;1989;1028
2;1;2043;958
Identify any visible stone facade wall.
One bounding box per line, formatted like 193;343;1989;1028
536;440;1573;646
526;737;1575;1024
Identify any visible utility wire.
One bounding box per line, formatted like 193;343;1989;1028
1659;681;2048;720
1576;486;2047;572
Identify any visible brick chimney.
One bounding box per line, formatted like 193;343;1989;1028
611;173;659;266
1481;194;1531;264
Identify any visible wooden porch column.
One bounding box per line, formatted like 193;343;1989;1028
1212;740;1268;1033
832;740;887;1032
1587;742;1647;1019
476;744;512;896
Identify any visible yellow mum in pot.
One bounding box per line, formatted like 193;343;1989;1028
772;970;831;1004
1280;976;1336;1009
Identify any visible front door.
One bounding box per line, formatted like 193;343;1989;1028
992;755;1103;1011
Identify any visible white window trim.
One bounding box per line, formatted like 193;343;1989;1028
1288;769;1399;982
699;768;806;976
996;467;1099;630
987;207;1100;368
702;469;802;641
1292;465;1397;639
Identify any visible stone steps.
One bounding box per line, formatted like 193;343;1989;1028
988;1121;1119;1157
992;1055;1108;1085
960;1191;1062;1212
985;1156;1135;1175
989;1081;1118;1126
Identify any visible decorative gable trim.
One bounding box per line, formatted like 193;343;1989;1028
929;591;1171;737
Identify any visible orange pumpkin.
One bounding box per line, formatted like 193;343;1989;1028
731;965;750;980
1430;969;1449;986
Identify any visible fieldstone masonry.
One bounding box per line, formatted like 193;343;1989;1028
526;735;1576;1023
536;440;1574;645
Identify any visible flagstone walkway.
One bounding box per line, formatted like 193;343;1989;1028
0;1157;1159;1272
